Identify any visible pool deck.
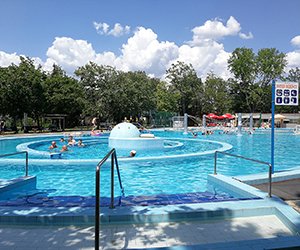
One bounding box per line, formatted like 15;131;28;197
252;178;300;213
1;215;299;250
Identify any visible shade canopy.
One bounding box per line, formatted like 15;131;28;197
206;113;220;119
222;113;235;119
206;113;235;120
274;114;286;119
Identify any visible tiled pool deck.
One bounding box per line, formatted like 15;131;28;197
0;215;299;250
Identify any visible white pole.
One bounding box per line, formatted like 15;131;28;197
237;113;242;136
183;113;188;134
202;114;206;128
249;113;253;131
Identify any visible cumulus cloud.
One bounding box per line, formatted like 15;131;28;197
239;32;254;40
189;16;241;46
0;51;21;67
45;37;96;72
189;16;253;46
286;51;300;70
1;16;299;80
93;22;130;37
116;27;179;76
291;35;300;47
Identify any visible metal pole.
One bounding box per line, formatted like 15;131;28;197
249;113;253;131
268;164;272;197
110;154;115;209
214;151;217;175
271;80;275;173
237;113;242;135
183;113;188;134
114;152;124;193
202;114;206;128
95;165;100;250
25;151;28;177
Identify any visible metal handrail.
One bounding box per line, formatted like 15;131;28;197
0;151;28;176
214;151;272;197
95;148;124;250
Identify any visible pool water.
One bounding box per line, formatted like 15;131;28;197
0;129;299;198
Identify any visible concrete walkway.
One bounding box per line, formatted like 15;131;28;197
0;215;297;250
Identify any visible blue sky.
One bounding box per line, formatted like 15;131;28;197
0;0;299;78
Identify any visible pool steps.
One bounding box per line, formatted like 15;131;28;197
0;174;299;239
0;176;36;200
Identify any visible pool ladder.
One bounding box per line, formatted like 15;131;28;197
95;148;124;250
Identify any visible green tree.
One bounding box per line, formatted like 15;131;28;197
228;47;287;113
44;65;86;127
76;63;159;122
166;61;203;115
104;71;159;122
75;63;118;119
0;57;46;131
155;81;180;112
202;72;232;114
228;48;257;112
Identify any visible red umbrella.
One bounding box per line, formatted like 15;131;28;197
222;113;235;119
206;113;219;119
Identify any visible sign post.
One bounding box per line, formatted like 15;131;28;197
272;81;299;173
271;81;275;173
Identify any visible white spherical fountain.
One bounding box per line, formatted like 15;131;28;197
109;122;164;150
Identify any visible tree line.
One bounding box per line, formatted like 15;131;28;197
0;47;299;130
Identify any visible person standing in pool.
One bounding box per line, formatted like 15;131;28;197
129;150;136;157
77;139;85;147
49;141;58;149
61;145;68;152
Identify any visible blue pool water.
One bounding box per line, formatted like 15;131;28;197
0;129;299;198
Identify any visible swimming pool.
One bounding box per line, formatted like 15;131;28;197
0;129;299;198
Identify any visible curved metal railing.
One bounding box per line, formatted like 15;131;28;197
0;151;28;176
214;151;272;197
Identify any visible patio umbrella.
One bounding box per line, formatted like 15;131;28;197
274;114;286;120
206;113;219;119
222;113;235;119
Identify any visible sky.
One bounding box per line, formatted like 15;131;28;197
0;0;300;79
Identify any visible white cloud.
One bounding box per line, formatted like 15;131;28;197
239;32;254;40
189;16;241;46
291;35;300;47
93;22;130;37
116;27;179;76
286;51;300;70
45;37;96;72
1;16;299;81
0;51;21;67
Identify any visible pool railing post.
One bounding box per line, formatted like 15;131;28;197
214;151;217;175
110;153;115;209
25;151;28;177
95;165;100;250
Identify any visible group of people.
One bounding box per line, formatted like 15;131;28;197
191;130;214;137
49;136;85;153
